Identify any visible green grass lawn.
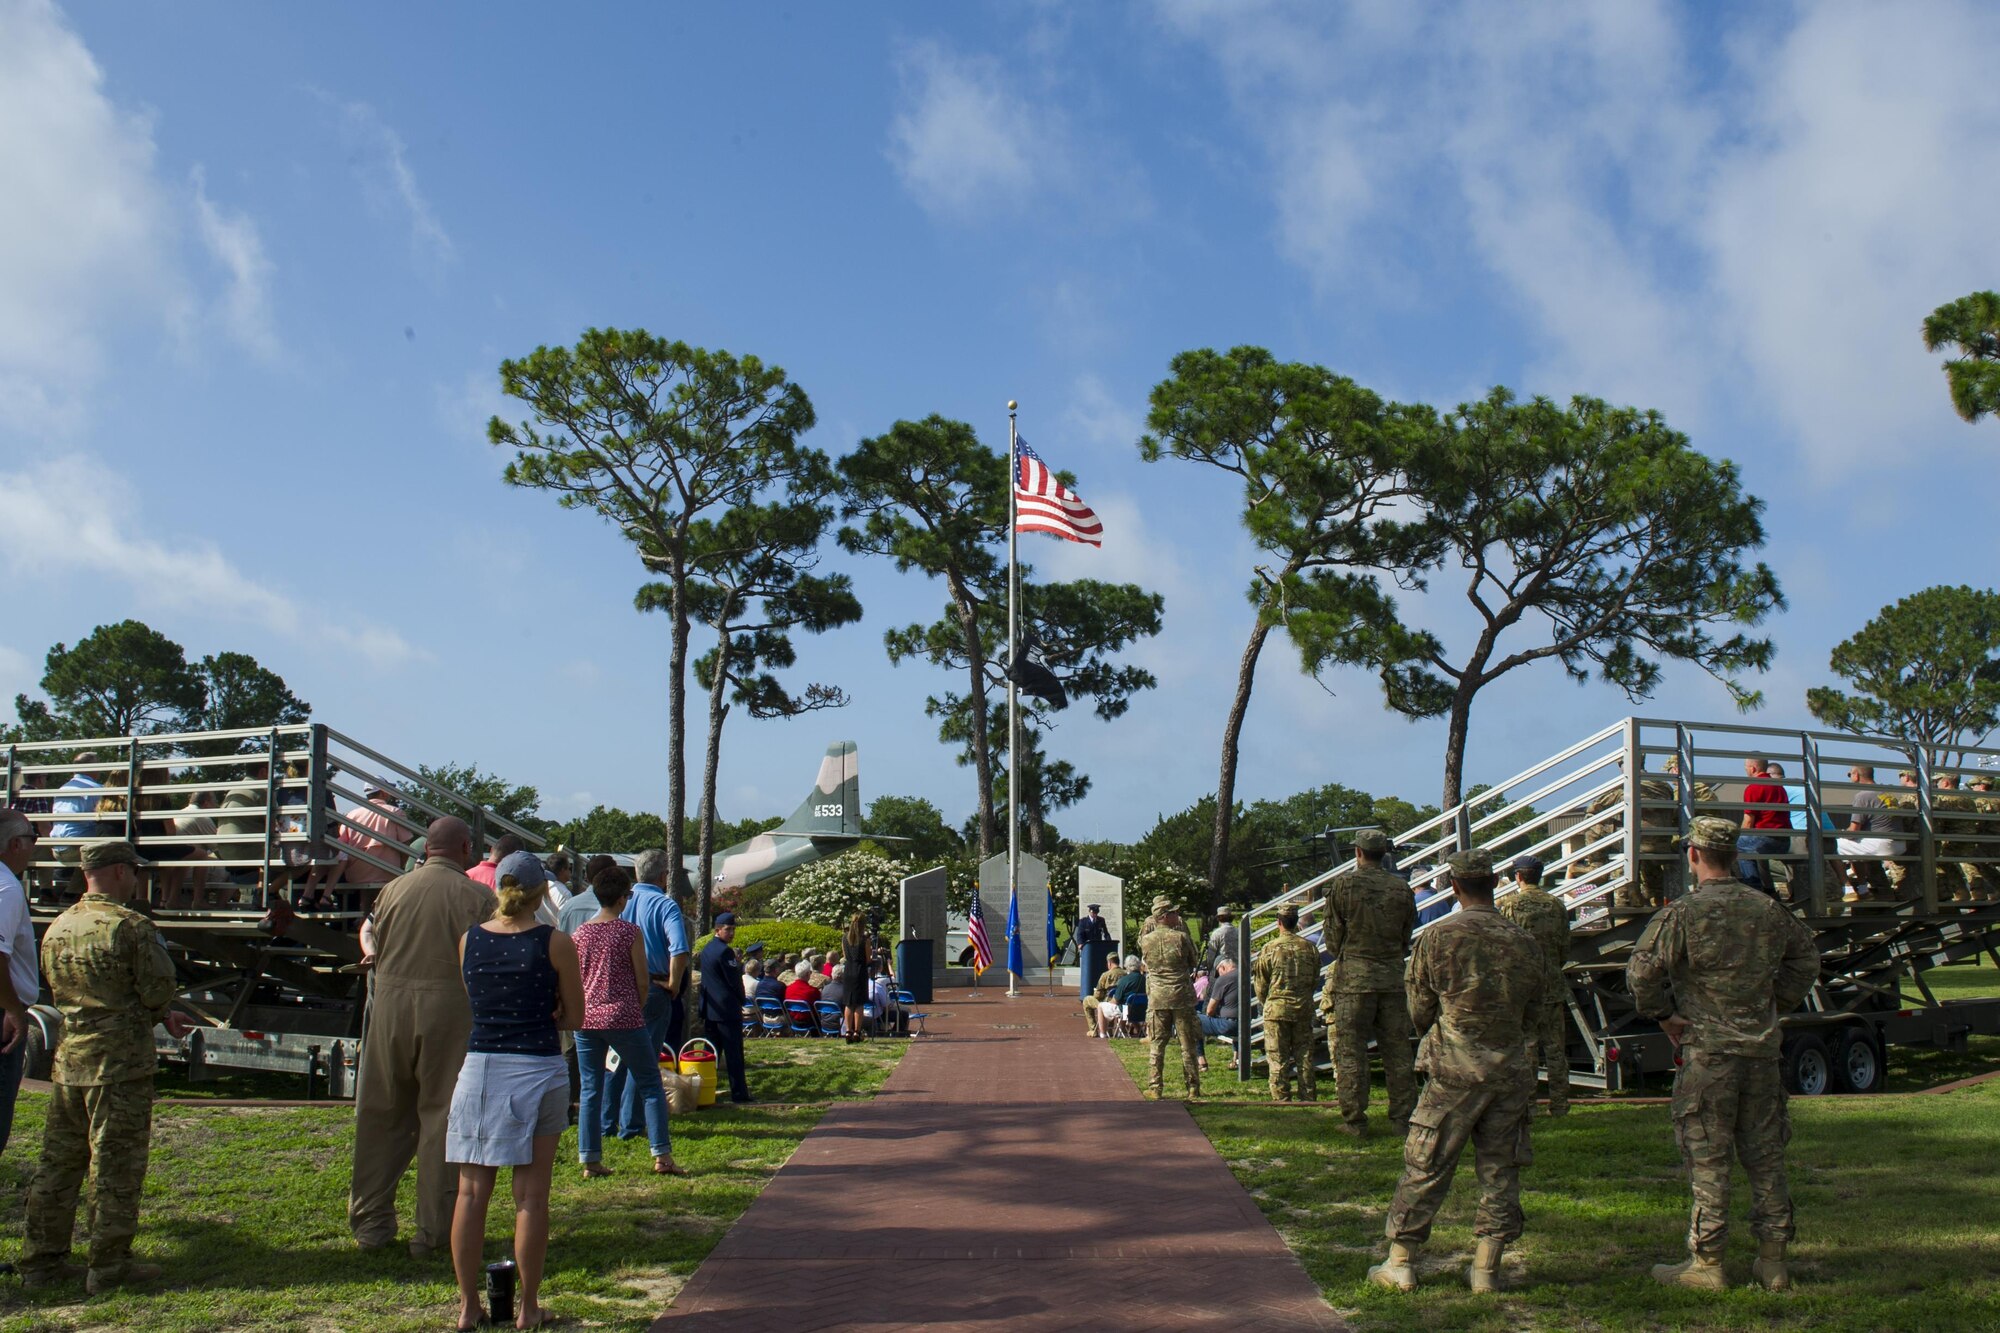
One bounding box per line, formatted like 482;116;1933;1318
0;1036;902;1332
1105;983;2000;1332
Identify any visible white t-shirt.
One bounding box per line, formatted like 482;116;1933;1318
0;863;39;1009
535;879;574;930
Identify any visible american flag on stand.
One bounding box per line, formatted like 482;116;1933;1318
966;888;993;975
1013;437;1103;546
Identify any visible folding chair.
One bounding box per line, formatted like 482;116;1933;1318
814;1001;843;1037
895;989;929;1038
757;997;787;1039
1119;993;1149;1039
785;1000;816;1037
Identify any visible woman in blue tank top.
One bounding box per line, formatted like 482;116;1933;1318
445;851;583;1331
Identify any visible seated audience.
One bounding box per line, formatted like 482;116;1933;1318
822;964;848;1011
1098;956;1145;1037
783;965;818;1005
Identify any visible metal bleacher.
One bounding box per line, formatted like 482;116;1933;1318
3;723;542;1092
1240;717;2000;1092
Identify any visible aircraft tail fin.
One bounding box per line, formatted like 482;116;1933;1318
774;742;861;838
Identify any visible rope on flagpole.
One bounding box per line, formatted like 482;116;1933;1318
1006;399;1020;999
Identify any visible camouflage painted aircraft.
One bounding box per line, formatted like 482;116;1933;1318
687;741;898;890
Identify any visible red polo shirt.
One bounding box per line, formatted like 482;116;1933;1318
1743;781;1791;830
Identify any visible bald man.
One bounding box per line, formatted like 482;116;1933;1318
348;817;491;1258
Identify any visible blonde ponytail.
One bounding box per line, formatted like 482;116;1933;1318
495;873;548;922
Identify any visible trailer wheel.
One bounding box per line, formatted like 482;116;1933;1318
1832;1027;1884;1094
22;1017;53;1082
1783;1034;1832;1096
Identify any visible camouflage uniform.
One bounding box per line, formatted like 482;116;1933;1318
1083;963;1121;1036
1883;784;1921;900
1325;851;1418;1129
24;862;177;1288
1934;787;1979;902
1252;930;1321;1102
1573;774;1677;907
1566;786;1620;893
1499;882;1572;1113
1628;823;1819;1270
1141;915;1201;1099
1385;863;1545;1249
1971;782;2000;899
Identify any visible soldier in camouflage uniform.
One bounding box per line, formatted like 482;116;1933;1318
23;841;190;1294
1569;759;1676;908
1498;855;1571;1115
1883;770;1922;900
1369;849;1544;1295
1629;816;1819;1292
1325;829;1417;1136
1252;905;1320;1102
1934;774;1979;903
1968;773;2000;899
1140;897;1201;1100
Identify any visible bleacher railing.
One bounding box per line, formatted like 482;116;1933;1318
1237;716;2000;1061
2;723;543;914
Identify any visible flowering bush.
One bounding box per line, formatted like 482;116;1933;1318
768;848;903;928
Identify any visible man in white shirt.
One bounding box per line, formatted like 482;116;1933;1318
0;809;43;1156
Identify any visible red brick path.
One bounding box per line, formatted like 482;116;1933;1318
655;987;1343;1331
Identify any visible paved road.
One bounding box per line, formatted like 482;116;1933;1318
656;987;1341;1332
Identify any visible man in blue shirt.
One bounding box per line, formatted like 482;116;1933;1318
604;852;691;1139
49;757;105;880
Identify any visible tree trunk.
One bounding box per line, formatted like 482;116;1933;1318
959;593;997;858
695;644;731;935
1442;681;1477;813
1210;617;1275;909
1027;801;1046;855
665;554;690;901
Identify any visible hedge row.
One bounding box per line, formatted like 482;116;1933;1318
692;920;844;958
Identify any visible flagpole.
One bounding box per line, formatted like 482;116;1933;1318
1006;400;1021;999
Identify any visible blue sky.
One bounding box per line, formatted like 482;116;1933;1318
2;0;1995;840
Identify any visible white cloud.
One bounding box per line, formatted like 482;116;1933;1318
0;0;187;429
190;166;278;359
887;39;1045;218
0;453;424;670
1059;373;1144;458
886;38;1147;224
1156;0;2000;474
326;96;454;269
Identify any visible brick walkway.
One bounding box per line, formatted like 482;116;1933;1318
655;987;1342;1332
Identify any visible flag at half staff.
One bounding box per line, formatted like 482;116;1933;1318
1013;437;1103;546
968;887;993;975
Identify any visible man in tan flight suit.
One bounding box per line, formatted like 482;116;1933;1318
347;816;490;1257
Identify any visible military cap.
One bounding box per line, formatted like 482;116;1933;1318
1086;903;1100;912
1352;829;1390;854
744;940;765;954
1971;773;1996;788
1150;895;1175;913
1683;815;1739;852
1509;854;1544;880
1446;848;1494;878
80;840;147;871
1898;768;1917;782
713;911;737;927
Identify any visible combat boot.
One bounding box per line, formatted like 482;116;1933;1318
1467;1238;1505;1293
1751;1239;1791;1292
1335;1117;1368;1138
86;1261;161;1295
19;1261;84;1289
1367;1241;1418;1291
1651;1252;1727;1291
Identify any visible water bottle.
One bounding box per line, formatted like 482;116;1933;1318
485;1259;517;1324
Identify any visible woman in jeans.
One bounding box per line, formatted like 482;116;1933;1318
446;852;584;1332
571;866;684;1178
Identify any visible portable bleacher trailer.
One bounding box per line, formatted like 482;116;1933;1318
1240;718;2000;1096
3;724;540;1096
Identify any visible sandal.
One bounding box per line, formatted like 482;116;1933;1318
581;1163;612;1178
652;1159;690;1177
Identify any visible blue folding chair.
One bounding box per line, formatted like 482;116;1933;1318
757;997;787;1039
1120;992;1148;1039
814;1001;843;1037
895;989;929;1038
784;1000;816;1037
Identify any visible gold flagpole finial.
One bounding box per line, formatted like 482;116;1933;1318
1007;399;1017;412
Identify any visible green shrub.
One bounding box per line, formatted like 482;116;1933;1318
692;920;843;957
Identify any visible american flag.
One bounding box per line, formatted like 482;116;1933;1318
967;888;993;975
1013;437;1103;546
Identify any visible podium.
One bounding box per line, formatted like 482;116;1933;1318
896;940;934;1004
